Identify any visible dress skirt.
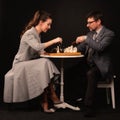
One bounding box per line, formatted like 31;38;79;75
4;58;60;103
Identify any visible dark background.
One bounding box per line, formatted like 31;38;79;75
1;0;120;103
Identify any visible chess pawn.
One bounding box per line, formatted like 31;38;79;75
57;46;60;53
73;47;77;52
70;45;73;52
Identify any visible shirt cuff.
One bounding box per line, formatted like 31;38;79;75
84;35;87;40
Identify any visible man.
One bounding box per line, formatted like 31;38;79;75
75;10;115;117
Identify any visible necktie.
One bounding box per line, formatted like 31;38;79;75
93;31;97;40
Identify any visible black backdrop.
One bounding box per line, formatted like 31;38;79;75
1;0;120;102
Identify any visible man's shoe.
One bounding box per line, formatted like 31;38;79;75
84;106;95;117
76;98;83;102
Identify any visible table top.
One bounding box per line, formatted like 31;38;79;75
40;53;84;58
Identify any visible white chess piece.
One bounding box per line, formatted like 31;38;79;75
57;46;60;53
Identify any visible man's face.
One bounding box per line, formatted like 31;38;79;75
86;17;100;31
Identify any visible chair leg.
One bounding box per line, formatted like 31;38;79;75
111;80;115;109
106;88;110;104
97;75;116;109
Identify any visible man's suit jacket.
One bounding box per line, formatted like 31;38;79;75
77;26;115;78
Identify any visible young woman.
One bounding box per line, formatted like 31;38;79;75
4;10;65;113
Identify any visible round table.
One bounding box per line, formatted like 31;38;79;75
40;53;84;111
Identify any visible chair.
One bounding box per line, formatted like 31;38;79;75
97;75;116;109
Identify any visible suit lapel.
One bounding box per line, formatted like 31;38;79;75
95;26;105;42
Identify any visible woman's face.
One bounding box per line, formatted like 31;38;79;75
40;18;52;32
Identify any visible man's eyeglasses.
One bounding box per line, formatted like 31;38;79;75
87;20;96;24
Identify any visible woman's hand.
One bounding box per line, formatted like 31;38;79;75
53;37;63;44
44;37;63;49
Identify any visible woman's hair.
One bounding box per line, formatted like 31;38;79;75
20;10;51;37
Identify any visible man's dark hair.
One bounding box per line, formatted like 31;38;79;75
86;10;103;23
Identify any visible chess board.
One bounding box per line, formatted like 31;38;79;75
47;52;81;56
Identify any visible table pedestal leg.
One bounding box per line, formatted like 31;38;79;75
60;58;64;102
59;58;80;111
